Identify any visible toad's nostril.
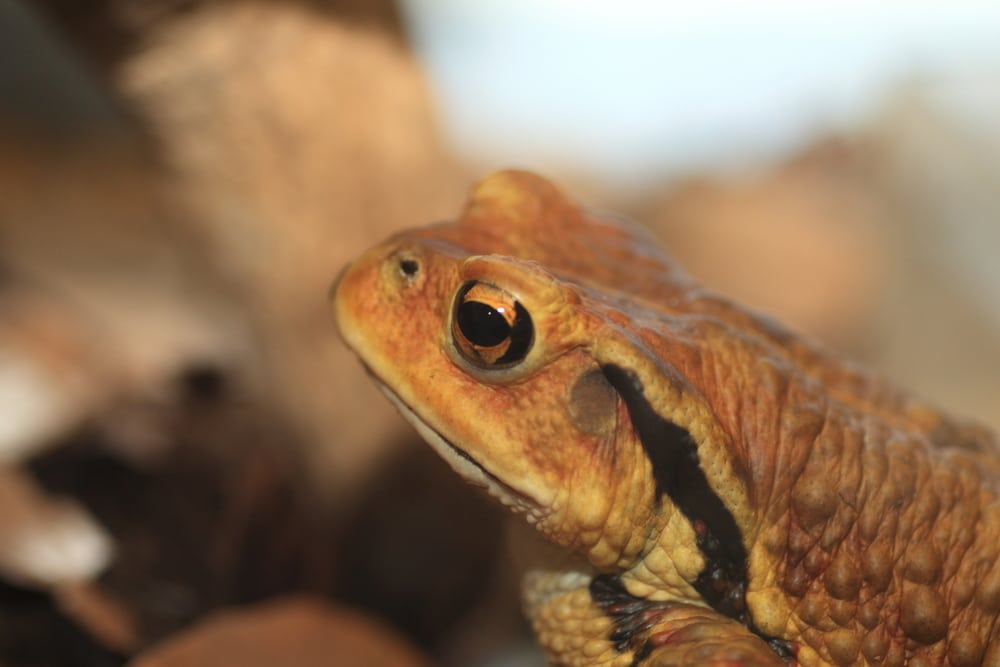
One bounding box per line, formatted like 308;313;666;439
399;258;420;278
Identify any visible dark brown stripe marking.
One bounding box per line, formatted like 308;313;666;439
599;364;794;661
601;364;748;620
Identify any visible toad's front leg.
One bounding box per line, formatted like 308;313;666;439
524;570;787;667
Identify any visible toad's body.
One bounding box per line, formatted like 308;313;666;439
333;171;1000;666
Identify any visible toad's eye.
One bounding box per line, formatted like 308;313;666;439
452;281;533;369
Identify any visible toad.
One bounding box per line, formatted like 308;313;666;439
333;171;1000;666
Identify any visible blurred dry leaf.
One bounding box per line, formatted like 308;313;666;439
129;596;429;667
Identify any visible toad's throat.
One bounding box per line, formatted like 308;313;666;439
369;376;531;510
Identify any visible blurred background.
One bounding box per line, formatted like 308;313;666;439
0;0;997;665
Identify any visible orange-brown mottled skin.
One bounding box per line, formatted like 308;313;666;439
333;171;1000;666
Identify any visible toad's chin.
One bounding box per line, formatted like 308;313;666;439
372;379;542;518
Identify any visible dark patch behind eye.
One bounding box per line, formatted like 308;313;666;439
568;369;618;436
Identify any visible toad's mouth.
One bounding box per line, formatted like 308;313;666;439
369;377;537;513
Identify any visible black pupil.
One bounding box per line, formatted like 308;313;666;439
457;301;510;347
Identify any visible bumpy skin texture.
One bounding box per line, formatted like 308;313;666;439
333;171;1000;666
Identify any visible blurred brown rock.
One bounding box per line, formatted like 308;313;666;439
129;596;429;667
